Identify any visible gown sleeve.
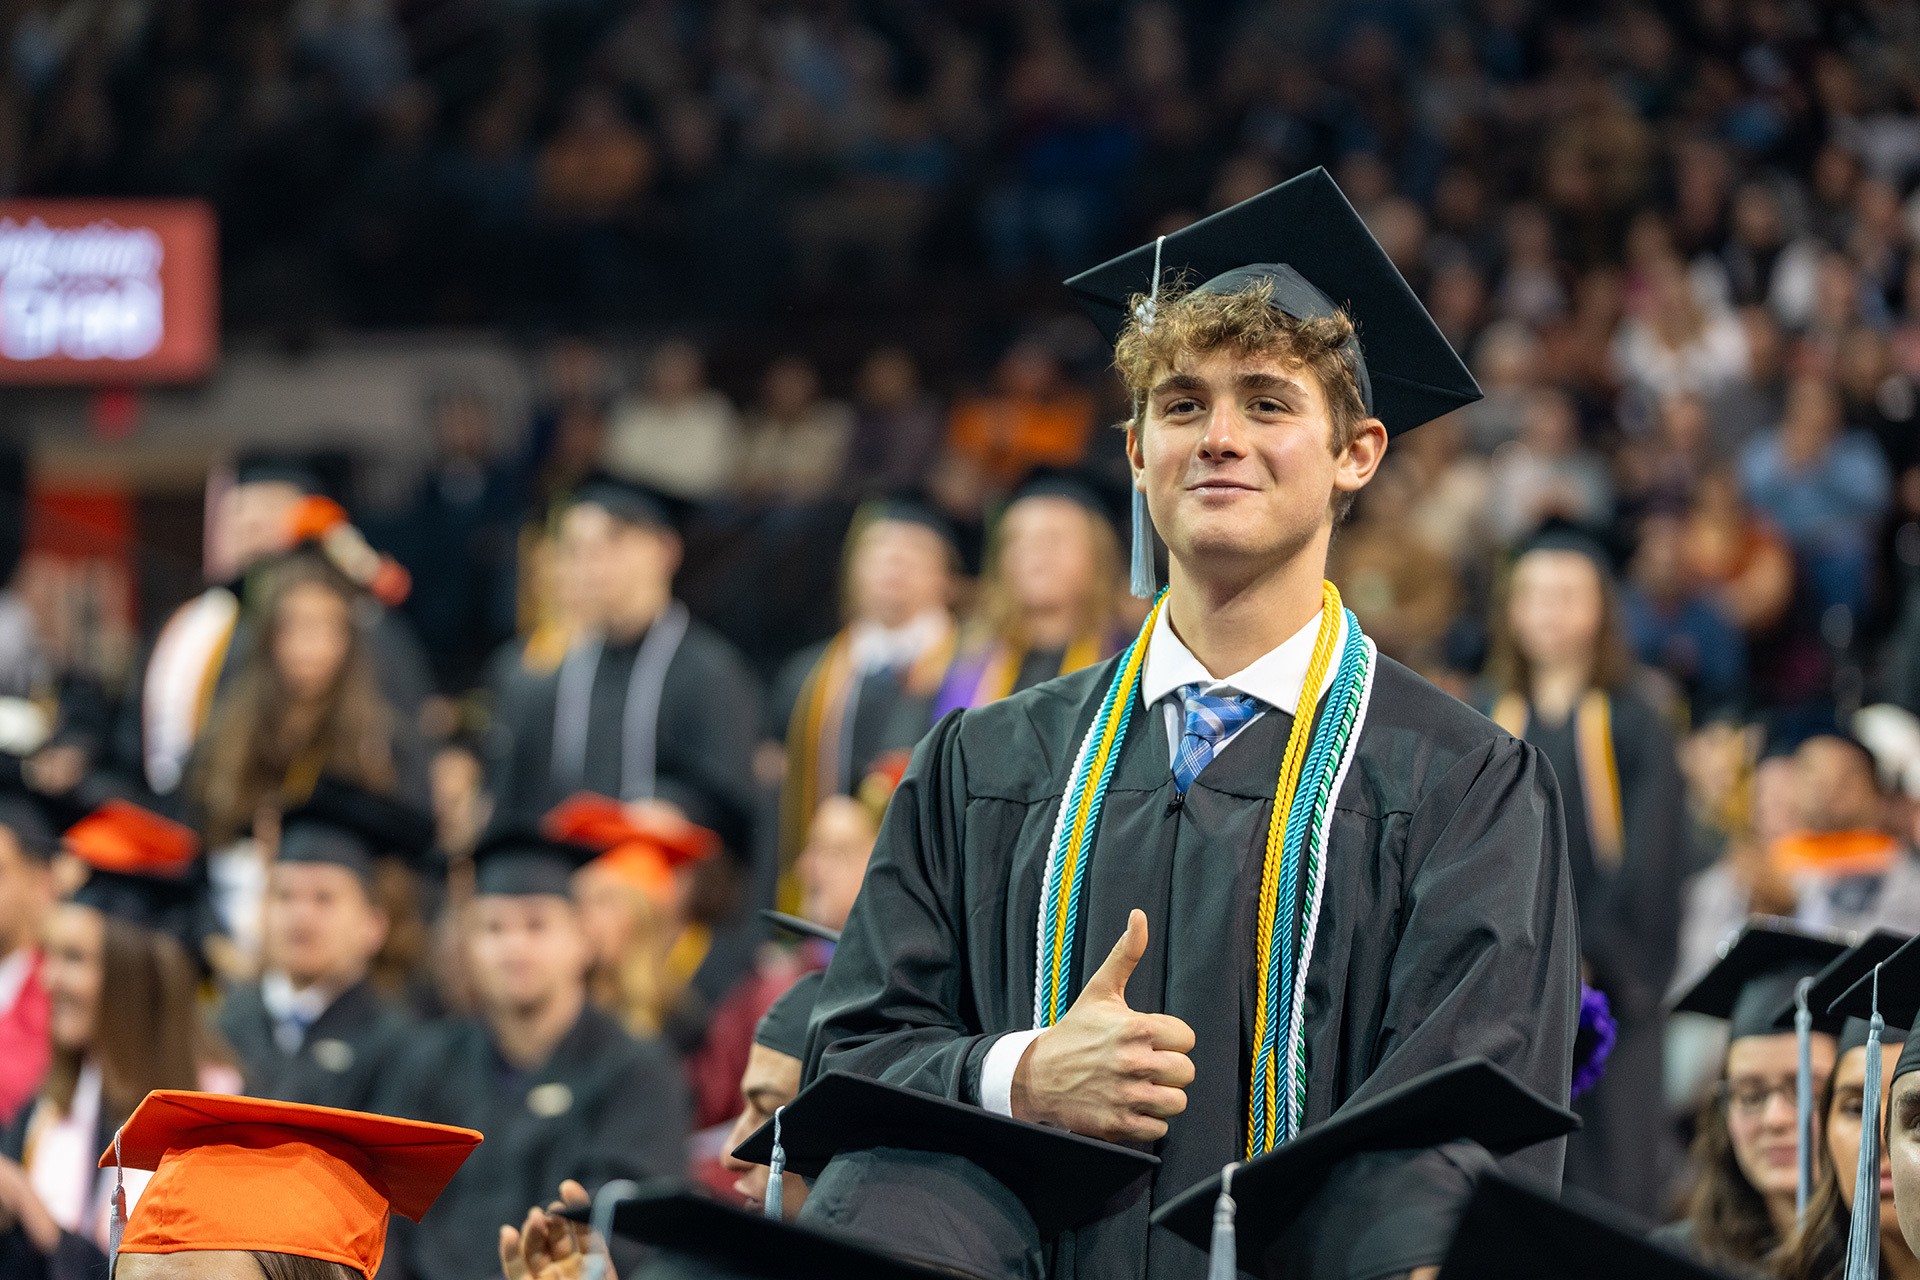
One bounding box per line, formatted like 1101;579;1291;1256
805;712;1004;1104
1365;734;1581;1189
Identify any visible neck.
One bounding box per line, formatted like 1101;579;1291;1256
489;984;584;1071
278;968;357;1005
1888;1224;1920;1280
1021;602;1078;651
1164;542;1329;678
605;595;667;644
1764;1191;1796;1242
1528;659;1592;723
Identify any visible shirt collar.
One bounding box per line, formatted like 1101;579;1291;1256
849;609;950;672
1140;602;1346;716
261;970;333;1027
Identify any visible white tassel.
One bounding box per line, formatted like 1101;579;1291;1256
765;1105;787;1221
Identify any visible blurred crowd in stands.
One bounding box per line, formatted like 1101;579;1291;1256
5;0;1920;1264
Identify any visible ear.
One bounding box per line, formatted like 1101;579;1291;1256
1125;420;1146;486
1332;418;1388;500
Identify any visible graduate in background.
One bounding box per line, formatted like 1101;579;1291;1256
374;823;687;1280
0;784;57;1127
1655;921;1852;1272
488;474;761;833
770;501;956;888
100;1091;479;1280
0;801;239;1280
809;169;1579;1280
932;475;1128;718
1483;523;1689;1221
215;778;433;1113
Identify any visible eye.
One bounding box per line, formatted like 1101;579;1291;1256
1163;396;1203;416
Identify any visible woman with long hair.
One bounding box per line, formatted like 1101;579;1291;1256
1483;524;1690;1220
0;804;237;1278
932;479;1126;717
192;552;425;977
1777;1020;1920;1280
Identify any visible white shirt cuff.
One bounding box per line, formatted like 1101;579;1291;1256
981;1028;1046;1116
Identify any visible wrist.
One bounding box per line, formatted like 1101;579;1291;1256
1007;1028;1047;1123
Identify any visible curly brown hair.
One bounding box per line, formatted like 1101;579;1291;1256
1112;275;1370;455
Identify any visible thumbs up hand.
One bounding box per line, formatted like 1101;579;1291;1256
1009;909;1197;1143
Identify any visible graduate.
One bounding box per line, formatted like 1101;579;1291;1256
373;821;688;1280
1483;521;1690;1220
98;1090;479;1280
1437;1173;1732;1280
1876;942;1920;1261
215;778;434;1113
931;475;1128;719
807;167;1580;1280
488;473;762;834
1655;920;1852;1271
0;781;59;1125
771;500;958;878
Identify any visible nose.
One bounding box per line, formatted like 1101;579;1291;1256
1198;405;1245;460
1761;1089;1797;1127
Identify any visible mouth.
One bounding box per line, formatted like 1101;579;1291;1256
1186;479;1257;498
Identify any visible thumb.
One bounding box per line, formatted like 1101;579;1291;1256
1080;909;1148;1005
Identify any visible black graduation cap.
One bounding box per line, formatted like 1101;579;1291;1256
761;909;841;946
733;1070;1156;1277
856;495;959;552
1009;469;1114;521
1152;1058;1578;1278
233;450;322;494
752;971;825;1062
1063;166;1481;438
278;776;438;883
562;1181;957;1280
568;471;682;531
1830;936;1920;1081
1512;518;1622;577
1436;1173;1729;1280
0;778;69;861
1768;929;1909;1034
1669;919;1852;1040
469;820;600;898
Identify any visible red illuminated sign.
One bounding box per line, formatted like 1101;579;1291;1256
0;200;218;384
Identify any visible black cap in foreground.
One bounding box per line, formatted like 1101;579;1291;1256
1152;1057;1578;1275
761;909;840;946
1063;166;1481;437
1437;1174;1733;1280
469;822;600;898
733;1070;1156;1272
1668;918;1852;1040
752;972;825;1062
1768;929;1909;1034
564;1183;957;1280
279;777;438;882
1828;936;1920;1080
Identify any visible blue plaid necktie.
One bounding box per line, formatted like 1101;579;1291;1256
1173;683;1261;793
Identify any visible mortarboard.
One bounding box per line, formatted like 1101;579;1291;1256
1670;919;1852;1040
1512;518;1621;577
1064;167;1480;437
1007;470;1118;524
1152;1058;1577;1280
563;1181;960;1280
854;495;959;553
1063;167;1479;597
752;971;826;1062
1831;936;1920;1082
469;820;601;898
0;778;70;861
279;776;438;883
546;792;718;899
233;451;322;493
568;471;682;531
103;1090;480;1280
1435;1172;1730;1280
65;800;207;941
734;1070;1156;1277
761;909;841;946
1825;944;1918;1280
1769;930;1909;1034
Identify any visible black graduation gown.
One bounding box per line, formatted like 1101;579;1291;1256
807;655;1580;1280
375;1005;690;1280
490;614;762;827
215;978;417;1113
0;1100;110;1280
769;640;939;790
1518;690;1687;1223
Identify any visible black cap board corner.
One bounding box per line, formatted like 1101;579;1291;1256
1768;929;1910;1033
761;909;841;946
1437;1173;1733;1280
1151;1057;1578;1271
1827;934;1920;1031
1062;165;1481;438
1667;918;1852;1040
279;776;437;880
732;1069;1156;1240
559;1182;958;1280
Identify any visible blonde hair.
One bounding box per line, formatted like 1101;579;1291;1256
974;496;1123;652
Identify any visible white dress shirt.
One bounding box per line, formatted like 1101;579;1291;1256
979;605;1344;1115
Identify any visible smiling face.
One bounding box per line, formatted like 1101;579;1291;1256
1125;347;1384;583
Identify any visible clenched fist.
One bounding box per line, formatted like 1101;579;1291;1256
1009;909;1196;1143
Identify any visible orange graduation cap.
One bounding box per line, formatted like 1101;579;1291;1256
65;800;199;876
102;1091;481;1280
545;792;718;898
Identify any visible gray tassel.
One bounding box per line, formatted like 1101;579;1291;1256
106;1128;125;1280
1130;485;1156;599
1797;977;1815;1221
765;1106;787;1221
1208;1162;1241;1280
1844;971;1886;1280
